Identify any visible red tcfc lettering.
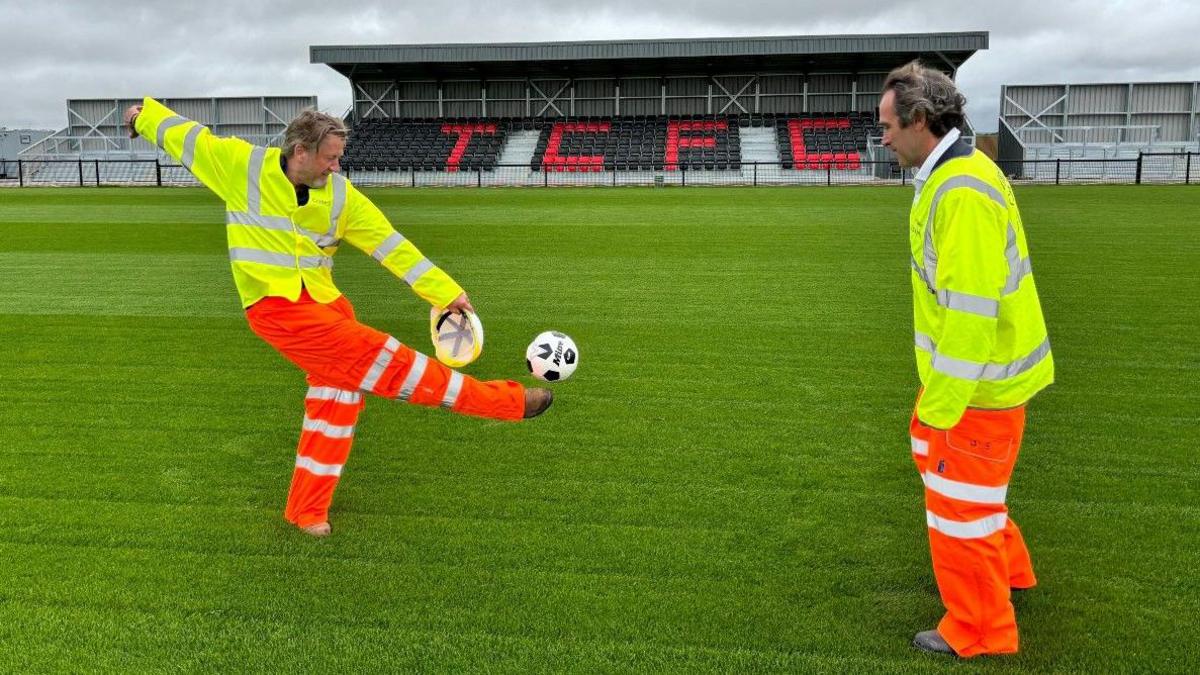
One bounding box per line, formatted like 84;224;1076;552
664;120;727;171
786;118;859;170
441;123;498;171
542;122;610;172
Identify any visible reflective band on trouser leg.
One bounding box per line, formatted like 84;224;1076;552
285;385;365;528
365;342;525;421
909;403;932;473
922;405;1028;657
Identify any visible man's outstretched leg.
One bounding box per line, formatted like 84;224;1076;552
358;335;552;420
284;383;365;536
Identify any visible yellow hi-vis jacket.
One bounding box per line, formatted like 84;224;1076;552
910;142;1054;429
133;97;464;310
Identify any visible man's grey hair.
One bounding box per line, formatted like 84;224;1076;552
282;109;349;157
882;61;966;137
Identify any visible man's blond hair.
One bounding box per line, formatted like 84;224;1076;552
282;109;348;157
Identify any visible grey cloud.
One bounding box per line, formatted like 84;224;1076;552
1;1;1197;132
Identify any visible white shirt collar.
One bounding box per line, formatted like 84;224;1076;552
912;127;961;193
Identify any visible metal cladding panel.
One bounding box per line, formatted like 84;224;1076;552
621;98;660;115
489;101;526;116
665;97;707;115
443;81;478;99
399;101;439;117
1132;113;1191;141
809;73;852;94
575;79;615;97
671;77;709;96
621;78;660;97
808;94;852;113
760;75;803;94
445;101;483;117
1131;83;1192;112
1068;85;1125;113
399;82;438;99
761;96;803;113
357;81;394;99
488;80;525;99
1004;86;1067;117
576;100;616;116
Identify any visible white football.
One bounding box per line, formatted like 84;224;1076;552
525;331;579;382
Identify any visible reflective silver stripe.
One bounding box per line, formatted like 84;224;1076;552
306;386;362;405
926;510;1008;539
372;232;406;262
247;146;266;214
1005;257;1033;295
911;257;934;294
397;352;428;401
302;416;355;440
932;351;987;381
226;211;294;232
229;248;295;267
916;332;1052;382
923;175;1008;293
180;124;202;170
358;336;400;393
156;116;189;150
937;289;999;318
981;337;1051;380
297;255;333;269
911;436;929;457
403;258;435;285
295;455;343;477
440;371;464;409
914;330;936;353
323;173;347;247
923;471;1008;505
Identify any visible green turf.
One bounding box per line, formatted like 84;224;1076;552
0;185;1196;672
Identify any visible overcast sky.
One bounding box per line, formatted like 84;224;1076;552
1;1;1197;133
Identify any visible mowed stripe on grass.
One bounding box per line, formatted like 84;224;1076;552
0;185;1196;671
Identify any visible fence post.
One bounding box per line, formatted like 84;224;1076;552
78;159;84;187
682;167;687;187
477;168;482;188
826;164;831;186
155;160;162;187
543;169;547;187
95;160;101;187
753;163;758;187
612;169;617;187
1055;159;1061;185
17;159;23;187
1135;152;1143;185
1187;152;1192;185
411;170;416;188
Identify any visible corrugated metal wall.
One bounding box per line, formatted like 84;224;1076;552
64;96;317;156
1002;82;1199;145
355;71;895;118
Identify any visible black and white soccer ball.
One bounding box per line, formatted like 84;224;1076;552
525;331;578;382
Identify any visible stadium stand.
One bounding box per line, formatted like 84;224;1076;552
529;116;741;172
775;113;872;170
342;118;509;171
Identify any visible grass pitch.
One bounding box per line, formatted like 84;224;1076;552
0;185;1196;672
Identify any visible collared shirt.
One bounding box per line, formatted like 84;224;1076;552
912;127;962;197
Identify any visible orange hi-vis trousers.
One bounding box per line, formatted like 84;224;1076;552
246;289;526;528
909;396;1037;658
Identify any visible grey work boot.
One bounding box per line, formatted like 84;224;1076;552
299;522;332;538
523;387;554;419
912;629;956;656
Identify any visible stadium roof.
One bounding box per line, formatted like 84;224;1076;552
311;32;987;80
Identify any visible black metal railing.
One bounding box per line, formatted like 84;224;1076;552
2;153;1196;188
